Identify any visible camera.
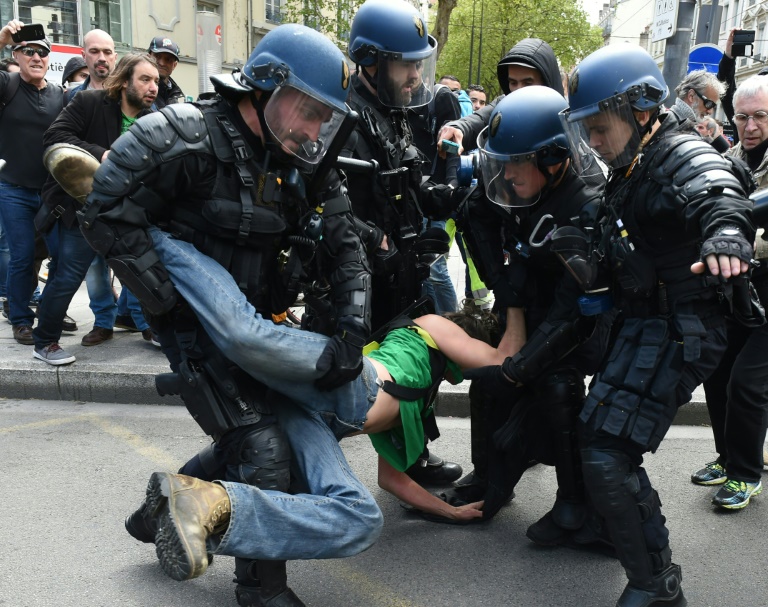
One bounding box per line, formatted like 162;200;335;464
456;151;479;186
732;29;755;57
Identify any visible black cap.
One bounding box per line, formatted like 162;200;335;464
148;36;180;59
62;56;87;84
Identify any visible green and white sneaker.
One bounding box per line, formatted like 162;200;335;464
712;479;762;509
691;461;727;486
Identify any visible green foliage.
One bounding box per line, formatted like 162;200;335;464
280;0;365;49
437;0;603;98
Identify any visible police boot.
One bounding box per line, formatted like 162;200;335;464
151;472;230;582
551;491;587;531
125;473;170;543
406;450;462;485
235;559;306;607
616;563;686;607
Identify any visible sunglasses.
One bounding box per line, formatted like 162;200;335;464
17;46;50;58
692;88;717;111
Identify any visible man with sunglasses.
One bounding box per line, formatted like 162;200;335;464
0;21;63;346
673;69;725;122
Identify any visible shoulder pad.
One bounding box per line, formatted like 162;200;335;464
160;104;207;144
652;136;714;178
130;111;180;153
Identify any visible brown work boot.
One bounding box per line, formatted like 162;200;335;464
81;327;113;346
151;472;230;582
12;324;34;345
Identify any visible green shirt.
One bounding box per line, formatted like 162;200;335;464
367;327;462;472
121;113;137;134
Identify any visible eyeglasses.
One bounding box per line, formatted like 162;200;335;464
692;88;717;111
733;111;768;126
17;46;50;58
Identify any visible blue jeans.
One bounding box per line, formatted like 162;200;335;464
34;223;116;347
85;255;118;329
116;288;149;331
150;228;383;560
0;182;57;326
421;220;457;314
0;210;8;298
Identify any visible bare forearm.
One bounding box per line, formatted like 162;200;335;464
497;307;526;358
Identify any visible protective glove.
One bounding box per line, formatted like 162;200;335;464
699;227;753;265
421;182;469;220
462;364;520;401
315;323;367;391
372;236;401;276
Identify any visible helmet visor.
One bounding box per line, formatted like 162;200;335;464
562;96;641;170
478;128;547;208
263;84;347;165
376;51;436;108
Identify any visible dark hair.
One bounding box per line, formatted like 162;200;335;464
467;84;485;94
440;74;460;84
103;52;158;100
0;58;19;72
444;303;501;346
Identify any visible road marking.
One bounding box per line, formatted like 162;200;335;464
0;416;79;433
323;561;421;607
86;415;180;470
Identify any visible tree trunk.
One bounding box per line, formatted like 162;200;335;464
432;0;459;60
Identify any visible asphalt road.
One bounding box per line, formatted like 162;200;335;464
1;399;765;607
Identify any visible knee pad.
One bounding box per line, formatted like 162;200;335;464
231;422;291;491
582;449;641;518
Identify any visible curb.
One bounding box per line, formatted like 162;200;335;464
0;364;711;426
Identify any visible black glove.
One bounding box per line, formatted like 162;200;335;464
372;236;401;276
462;364;520;400
315;325;367;391
421;182;469;220
699;227;754;265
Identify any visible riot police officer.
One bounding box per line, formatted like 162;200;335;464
450;88;610;538
81;25;371;607
344;0;462;484
558;45;755;606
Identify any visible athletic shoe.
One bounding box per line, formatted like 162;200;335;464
33;343;76;366
712;479;762;509
763;447;768;469
691;461;727;485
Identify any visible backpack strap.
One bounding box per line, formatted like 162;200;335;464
0;72;21;119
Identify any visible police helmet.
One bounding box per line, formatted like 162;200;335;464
348;0;437;108
218;24;352;165
478;86;571;207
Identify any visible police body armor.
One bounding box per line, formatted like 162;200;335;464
82;102;370;438
581;127;751;452
346;79;432;330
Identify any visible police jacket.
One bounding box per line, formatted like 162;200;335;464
84;98;371;335
601;110;755;314
41;89;150;229
154;76;185;109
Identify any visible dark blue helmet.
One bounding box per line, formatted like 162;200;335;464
563;45;668;169
478;86;571;207
348;0;437;108
567;44;668;118
212;24;351;166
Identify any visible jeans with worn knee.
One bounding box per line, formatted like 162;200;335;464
0;182;57;326
85;255;117;329
150;228;383;560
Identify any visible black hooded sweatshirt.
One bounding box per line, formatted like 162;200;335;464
449;38;563;151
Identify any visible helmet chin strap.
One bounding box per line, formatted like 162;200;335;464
535;158;570;202
359;65;379;91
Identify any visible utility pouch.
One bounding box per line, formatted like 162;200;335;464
622;318;668;392
33;202;65;235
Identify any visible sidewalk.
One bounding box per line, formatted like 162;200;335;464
0;245;711;425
